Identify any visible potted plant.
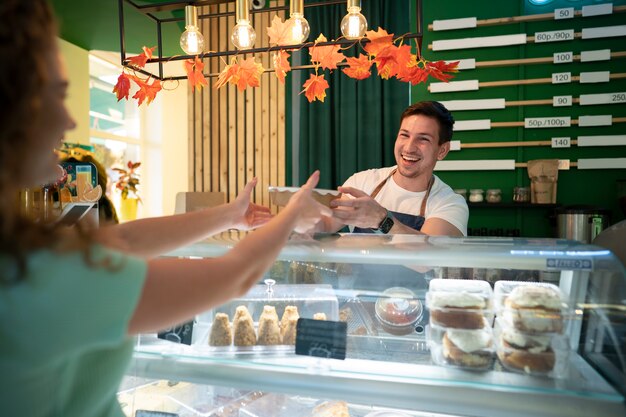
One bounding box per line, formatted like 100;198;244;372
114;161;141;221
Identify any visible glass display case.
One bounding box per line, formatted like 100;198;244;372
125;232;626;417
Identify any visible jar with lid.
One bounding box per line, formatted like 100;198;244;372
513;186;530;203
469;189;484;203
453;188;467;201
486;189;502;203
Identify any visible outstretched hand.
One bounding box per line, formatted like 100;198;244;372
330;186;387;229
287;171;333;233
230;178;273;231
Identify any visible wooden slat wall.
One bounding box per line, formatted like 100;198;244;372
191;2;286;213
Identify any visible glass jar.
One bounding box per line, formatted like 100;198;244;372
453;188;467;201
513;186;530;203
486;189;502;203
469;189;484;203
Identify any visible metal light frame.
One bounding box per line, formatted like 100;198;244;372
118;0;423;81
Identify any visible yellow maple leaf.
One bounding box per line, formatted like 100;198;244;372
267;15;296;46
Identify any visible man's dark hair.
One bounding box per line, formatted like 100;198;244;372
399;101;455;144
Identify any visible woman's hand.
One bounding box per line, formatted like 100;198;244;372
230;178;273;231
285;171;333;233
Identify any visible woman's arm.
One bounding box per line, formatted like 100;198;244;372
97;179;272;258
128;171;331;334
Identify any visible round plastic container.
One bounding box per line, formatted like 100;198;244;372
375;287;423;335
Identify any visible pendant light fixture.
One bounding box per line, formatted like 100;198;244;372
286;0;310;44
180;5;205;55
340;0;367;39
231;0;257;49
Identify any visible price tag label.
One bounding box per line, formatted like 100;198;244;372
551;137;571;148
553;95;573;107
157;319;194;345
295;318;347;360
535;29;574;43
553;51;573;64
558;159;571;170
552;72;572;84
554;7;574;20
525;117;571;128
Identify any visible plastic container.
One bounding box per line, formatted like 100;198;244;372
426;279;493;330
494;281;566;334
494;318;569;378
469;189;484;202
486;189;502;203
268;186;341;207
374;287;423;335
427;324;494;371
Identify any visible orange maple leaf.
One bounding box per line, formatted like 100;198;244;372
235;57;264;92
309;34;345;70
426;60;459;82
131;76;162;106
301;74;329;103
267;15;296;46
214;58;240;89
342;55;372;80
398;65;429;85
364;28;394;56
184;57;208;91
273;50;291;84
127;46;156;69
113;73;131;101
373;44;413;80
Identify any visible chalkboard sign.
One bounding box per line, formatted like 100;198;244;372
136;411;178;417
157;319;194;345
295;318;347;360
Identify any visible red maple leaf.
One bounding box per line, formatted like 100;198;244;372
426;60;459;82
235;57;264;92
364;28;394;56
184;56;208;91
112;73;131;101
342;55;372;80
273;50;291;84
214;58;240;89
373;45;400;79
398;65;429;85
267;15;296;46
131;76;162;106
127;46;156;69
300;74;329;103
309;34;345;70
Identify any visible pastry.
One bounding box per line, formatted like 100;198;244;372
280;306;300;345
338;307;352;322
208;312;232;346
310;400;350;417
497;327;555;374
313;312;327;320
429;292;488;329
233;306;257;346
442;328;493;368
257;305;282;345
503;285;563;333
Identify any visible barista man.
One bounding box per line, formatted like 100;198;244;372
322;101;468;237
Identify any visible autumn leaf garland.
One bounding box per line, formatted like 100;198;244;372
114;20;458;105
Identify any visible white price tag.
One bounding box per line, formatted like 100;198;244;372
558;160;571;170
553;95;573;107
554;7;574;20
553;51;573;64
535;29;574;43
552;137;571;148
552;72;572;84
525;117;571;129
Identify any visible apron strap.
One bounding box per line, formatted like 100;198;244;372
370;169;435;218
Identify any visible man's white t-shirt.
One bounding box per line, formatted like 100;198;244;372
343;166;469;236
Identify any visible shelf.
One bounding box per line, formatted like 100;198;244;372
130;340;625;417
468;202;560;209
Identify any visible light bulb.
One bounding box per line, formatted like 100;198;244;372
287;12;310;44
341;6;367;39
180;26;205;54
231;20;256;49
180;6;205;55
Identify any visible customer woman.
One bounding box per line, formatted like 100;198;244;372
0;1;331;416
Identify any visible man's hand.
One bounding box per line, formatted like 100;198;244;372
330;186;387;229
230;178;273;230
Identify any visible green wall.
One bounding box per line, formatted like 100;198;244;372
414;0;626;237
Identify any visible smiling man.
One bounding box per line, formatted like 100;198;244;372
325;101;468;237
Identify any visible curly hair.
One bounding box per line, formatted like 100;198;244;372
0;0;84;284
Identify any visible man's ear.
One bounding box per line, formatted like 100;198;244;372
437;141;450;160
